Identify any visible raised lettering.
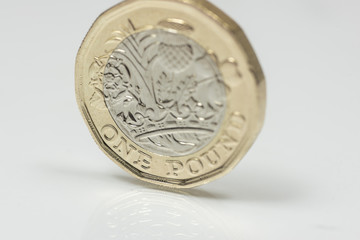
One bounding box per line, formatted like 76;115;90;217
101;125;118;142
166;160;184;176
187;158;204;175
101;124;152;171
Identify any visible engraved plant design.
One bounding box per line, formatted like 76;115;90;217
89;19;243;156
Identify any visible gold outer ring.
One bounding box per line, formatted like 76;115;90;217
75;0;266;188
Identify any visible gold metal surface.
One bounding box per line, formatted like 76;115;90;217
75;0;266;188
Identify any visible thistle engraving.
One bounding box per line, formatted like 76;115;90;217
103;29;227;156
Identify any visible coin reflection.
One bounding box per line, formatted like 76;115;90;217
83;189;231;240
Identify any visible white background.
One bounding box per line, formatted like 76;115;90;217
0;0;359;239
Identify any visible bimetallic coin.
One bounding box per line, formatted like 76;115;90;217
75;0;266;188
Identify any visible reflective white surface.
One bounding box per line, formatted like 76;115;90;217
0;0;360;239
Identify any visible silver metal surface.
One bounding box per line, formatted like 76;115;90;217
103;29;226;156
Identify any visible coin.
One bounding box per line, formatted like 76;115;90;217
75;0;266;188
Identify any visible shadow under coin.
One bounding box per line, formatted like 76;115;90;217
82;189;233;240
112;174;229;200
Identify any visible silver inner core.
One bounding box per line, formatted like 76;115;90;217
103;29;226;157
